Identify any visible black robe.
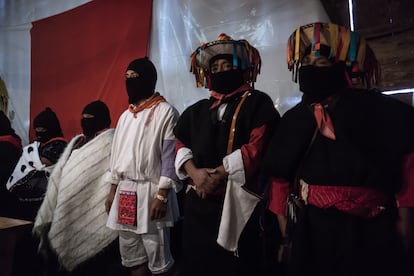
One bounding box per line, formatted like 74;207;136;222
174;89;280;276
264;88;414;194
263;88;414;276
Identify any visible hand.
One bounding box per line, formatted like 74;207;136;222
206;165;228;195
192;168;219;198
209;165;229;181
150;197;167;220
183;160;216;198
105;184;117;214
277;214;288;238
40;156;53;166
397;207;414;252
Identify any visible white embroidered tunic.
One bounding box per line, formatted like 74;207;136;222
106;101;181;234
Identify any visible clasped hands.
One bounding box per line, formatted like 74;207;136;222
190;165;229;199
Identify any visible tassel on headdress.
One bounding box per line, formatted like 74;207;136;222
190;33;261;88
286;22;380;88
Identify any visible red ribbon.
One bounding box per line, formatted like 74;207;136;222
312;103;336;140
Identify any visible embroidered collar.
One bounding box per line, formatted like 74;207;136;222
128;92;166;118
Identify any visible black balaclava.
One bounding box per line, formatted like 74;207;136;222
33;107;63;143
81;100;111;138
209;54;245;94
298;45;349;103
125;57;157;104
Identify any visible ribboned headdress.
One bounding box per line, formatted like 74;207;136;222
190;33;261;88
286;22;380;88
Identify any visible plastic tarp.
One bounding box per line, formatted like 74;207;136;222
0;0;329;145
30;0;152;141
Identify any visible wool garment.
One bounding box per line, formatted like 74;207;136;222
34;129;117;271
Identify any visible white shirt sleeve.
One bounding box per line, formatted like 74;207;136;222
174;147;193;180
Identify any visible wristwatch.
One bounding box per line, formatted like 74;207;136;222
155;193;168;204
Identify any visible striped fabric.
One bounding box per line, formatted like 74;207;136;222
286;22;380;87
301;180;389;218
33;129;117;271
268;178;390;218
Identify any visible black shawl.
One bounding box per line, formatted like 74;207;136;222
264;88;414;194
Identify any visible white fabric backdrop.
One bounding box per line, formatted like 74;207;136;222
0;0;328;145
0;0;91;145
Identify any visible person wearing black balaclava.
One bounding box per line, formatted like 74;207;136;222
80;100;111;143
105;57;181;276
125;57;157;105
173;34;280;276
33;100;123;275
5;108;67;275
33;107;63;142
32;107;67;166
263;22;414;276
7;107;67;220
298;44;349;104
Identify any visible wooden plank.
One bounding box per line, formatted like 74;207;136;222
0;217;32;230
368;28;414;90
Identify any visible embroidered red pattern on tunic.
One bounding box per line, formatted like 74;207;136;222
118;190;137;226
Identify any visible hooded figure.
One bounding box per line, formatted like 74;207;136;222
125;57;157;104
7;108;67;220
105;57;181;276
81;100;111;139
264;22;414;276
33;107;63;143
34;100;118;273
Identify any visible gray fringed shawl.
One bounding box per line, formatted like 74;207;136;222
33;129;117;271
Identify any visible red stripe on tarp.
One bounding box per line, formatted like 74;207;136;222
31;0;152;142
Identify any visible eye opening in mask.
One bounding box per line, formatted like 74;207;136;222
125;70;139;79
210;59;233;74
35;127;47;133
301;55;333;67
82;113;95;119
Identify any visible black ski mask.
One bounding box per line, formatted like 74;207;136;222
125;57;157;104
33;107;63;143
299;62;348;102
209;54;245;94
81;100;111;138
298;44;349;102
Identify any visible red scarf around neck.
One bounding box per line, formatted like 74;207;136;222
128;92;166;118
209;83;252;110
311;96;338;140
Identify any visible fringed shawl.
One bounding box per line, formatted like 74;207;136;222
34;129;117;271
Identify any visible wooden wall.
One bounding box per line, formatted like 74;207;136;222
320;0;414;94
368;29;414;91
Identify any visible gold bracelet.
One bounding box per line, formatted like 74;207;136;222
155;193;168;204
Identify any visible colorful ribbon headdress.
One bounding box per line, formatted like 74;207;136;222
190;33;262;88
286;22;380;87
